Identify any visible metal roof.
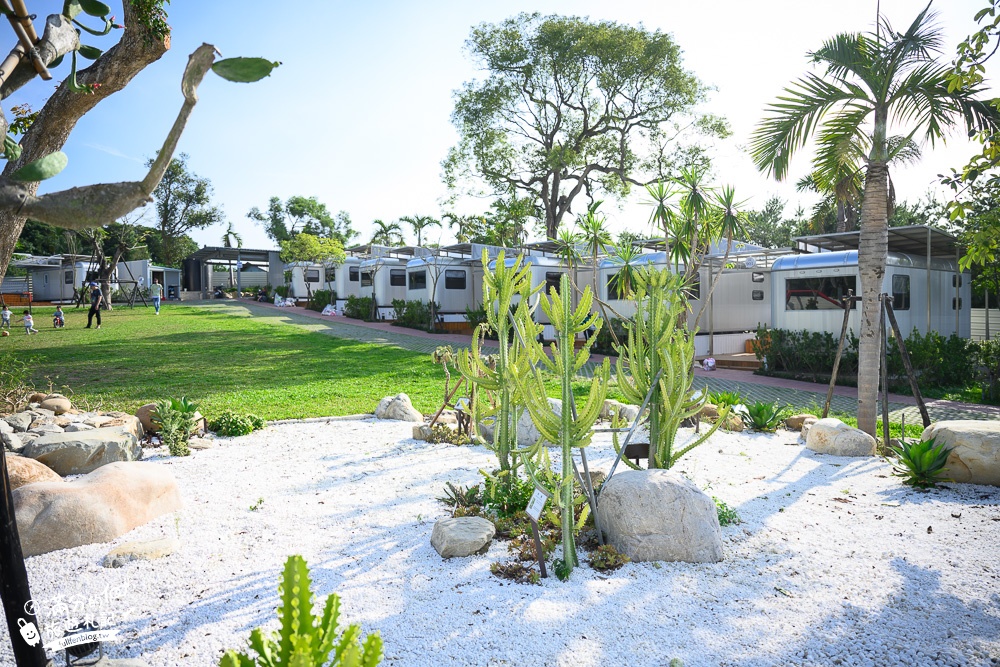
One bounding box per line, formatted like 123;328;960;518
793;225;963;258
185;246;279;263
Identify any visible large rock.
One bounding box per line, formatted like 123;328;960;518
4;412;31;433
39;395;72;415
374;393;423;422
785;413;817;431
13;462;182;557
135;403;159;433
5;454;61;490
2;430;23;453
597;469;723;563
28;423;63;436
102;537;180;568
101;414;144;439
21;427;142;476
0;419;11;435
921;421;1000;486
517;398;562;447
805;418;876;457
430;517;495;558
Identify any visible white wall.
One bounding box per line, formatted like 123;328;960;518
972;308;999;340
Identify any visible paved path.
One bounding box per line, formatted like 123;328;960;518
202;299;997;424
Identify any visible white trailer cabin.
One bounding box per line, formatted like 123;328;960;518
487;254;571;327
358;257;408;319
770;249;971;338
331;256;364;312
287;262;336;302
404;255;474;326
782;226;972;339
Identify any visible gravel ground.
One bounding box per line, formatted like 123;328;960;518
6;419;1000;667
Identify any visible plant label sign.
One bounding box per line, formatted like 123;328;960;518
525;487;549;522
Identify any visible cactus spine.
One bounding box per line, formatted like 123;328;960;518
515;275;609;577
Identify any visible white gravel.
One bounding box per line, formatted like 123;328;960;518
6;419;1000;667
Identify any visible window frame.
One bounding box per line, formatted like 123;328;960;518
784;275;858;311
305;269;320;283
349;267;359;282
389;269;406;287
891;274;910;311
444;269;467;290
408;270;427;290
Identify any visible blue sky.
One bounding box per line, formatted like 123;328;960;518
22;0;992;251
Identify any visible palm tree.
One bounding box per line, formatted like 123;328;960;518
222;222;243;288
370;219;403;246
442;212;475;244
750;4;1000;435
399;215;441;247
692;185;747;332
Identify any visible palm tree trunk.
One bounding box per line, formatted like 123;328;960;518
857;162;889;436
836;200;847;234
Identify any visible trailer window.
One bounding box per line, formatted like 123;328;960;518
445;270;466;290
361;271;373;287
953;297;963;310
545;272;563;295
752;290;764;301
785;276;857;310
389;269;406;287
892;274;910;310
64;271;73;285
606;273;623;300
305;269;320;283
324;268;335;284
349;267;359;282
409;271;427;290
684;274;701;300
752;272;765;283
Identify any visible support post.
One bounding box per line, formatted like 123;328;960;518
956;247;961;336
823;291;856;419
883;297;931;428
237;250;243;300
0;455;48;666
880;295;890;451
987;288;992;341
708;258;715;356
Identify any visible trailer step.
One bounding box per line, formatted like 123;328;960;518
701;353;761;371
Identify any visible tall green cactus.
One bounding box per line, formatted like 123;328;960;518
615;268;727;469
219;554;383;667
514;275;610;578
456;251;540;490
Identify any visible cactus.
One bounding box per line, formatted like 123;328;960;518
614;268;727;469
457;251;539;490
514;275;609;578
219;555;383;667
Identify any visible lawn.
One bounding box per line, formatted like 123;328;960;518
1;304;448;421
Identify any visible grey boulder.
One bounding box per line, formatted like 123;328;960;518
431;516;495;558
374;393;423;422
21;426;142;476
805;418;876;457
4;412;31;433
597;469;723;563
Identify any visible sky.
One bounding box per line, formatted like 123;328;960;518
20;0;996;252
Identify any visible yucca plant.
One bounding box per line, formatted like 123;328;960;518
220;555;382;667
513;274;610;579
890;437;954;489
742;400;783;432
708;390;743;409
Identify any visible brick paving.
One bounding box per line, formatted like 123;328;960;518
203;299;997;424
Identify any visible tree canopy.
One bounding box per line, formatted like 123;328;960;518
149;153;223;267
248;195;358;246
278;232;346;267
444;13;727;239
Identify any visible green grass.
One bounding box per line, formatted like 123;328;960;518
2;304;445;420
773;403;924;440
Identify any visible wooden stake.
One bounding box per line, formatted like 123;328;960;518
880;295;890;450
883;297;931;428
530;518;548;579
823;290;857;418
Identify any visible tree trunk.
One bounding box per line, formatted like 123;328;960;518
0;8;169;281
857;162;889;436
836;200;847;234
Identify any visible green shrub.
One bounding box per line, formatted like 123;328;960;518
713;496;742;526
591;317;630;356
306;289;335;312
977;339;1000;404
890;437;954;489
210;411;267;437
274;284;290;298
465;304;488;334
344;295;374;321
219;555;383;667
483;471;536;519
588;544;630;572
153;397;199;457
391;299;438;331
742;400;784;432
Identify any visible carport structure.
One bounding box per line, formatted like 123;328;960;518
182;246;283;299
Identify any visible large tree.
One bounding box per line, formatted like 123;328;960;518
444;13;726;239
751;4;1000;435
149;152;223;267
248;195;358;246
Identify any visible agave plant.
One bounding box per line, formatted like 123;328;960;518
890;437;954;489
708;390;743;409
742;400;783;432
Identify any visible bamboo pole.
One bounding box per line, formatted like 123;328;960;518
823;290;857;418
880;295;890;451
0;0;48;79
883;296;931;428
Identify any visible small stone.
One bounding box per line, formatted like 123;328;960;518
806;418;876;457
28;423;63;436
699;403;720;420
2;431;23;453
135;403;159;433
64;423;95;433
188;437;214;450
0;419;11;435
412;424;432;441
27;392;47;404
785;413;817;431
84;415;114;428
39;396;72;415
102;537;180;568
374;393;423;422
431;517;495;558
719;413;745;432
4;412;31;433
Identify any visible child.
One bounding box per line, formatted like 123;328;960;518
53;306;65;328
21;310;38;334
0;305;10;330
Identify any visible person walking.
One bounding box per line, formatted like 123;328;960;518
149;278;162;315
86;281;103;329
21;310;38;334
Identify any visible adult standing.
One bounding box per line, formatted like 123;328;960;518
150;278;163;315
85;281;103;329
